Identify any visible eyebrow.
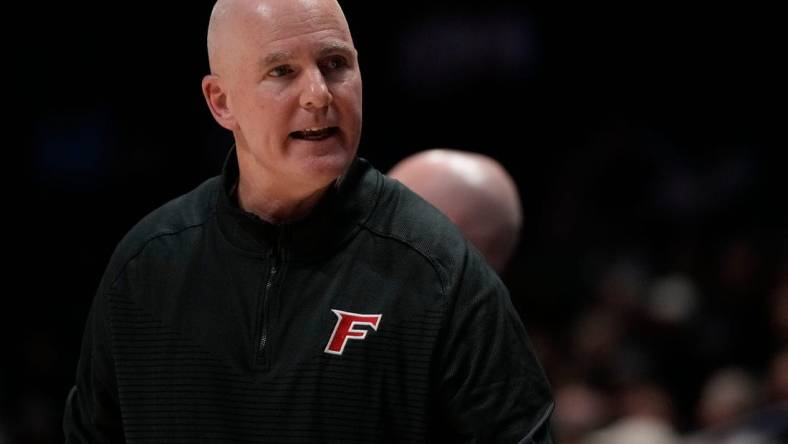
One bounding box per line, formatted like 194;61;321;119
263;50;295;67
261;42;357;67
316;42;357;59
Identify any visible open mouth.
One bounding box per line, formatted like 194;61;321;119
290;127;339;141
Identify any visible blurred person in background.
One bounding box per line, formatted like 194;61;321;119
768;278;788;345
388;149;523;274
686;357;787;444
696;367;761;430
585;382;679;444
552;383;611;444
766;347;788;403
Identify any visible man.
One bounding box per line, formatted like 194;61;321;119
389;149;523;273
63;0;553;442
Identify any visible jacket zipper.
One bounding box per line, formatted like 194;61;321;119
258;229;284;356
258;257;277;354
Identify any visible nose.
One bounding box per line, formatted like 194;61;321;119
299;68;333;111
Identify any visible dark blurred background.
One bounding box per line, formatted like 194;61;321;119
6;1;786;443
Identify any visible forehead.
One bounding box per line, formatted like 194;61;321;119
242;0;353;50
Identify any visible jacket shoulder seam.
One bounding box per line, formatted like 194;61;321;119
107;208;217;291
357;222;448;298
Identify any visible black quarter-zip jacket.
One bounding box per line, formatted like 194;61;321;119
64;149;554;443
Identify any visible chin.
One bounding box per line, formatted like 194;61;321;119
298;150;354;185
286;133;358;185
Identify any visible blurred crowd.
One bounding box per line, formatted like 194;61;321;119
540;251;787;444
510;140;788;443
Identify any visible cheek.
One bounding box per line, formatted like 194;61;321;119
251;93;294;136
348;77;363;111
335;81;363;122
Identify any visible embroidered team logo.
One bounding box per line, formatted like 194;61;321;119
324;309;382;355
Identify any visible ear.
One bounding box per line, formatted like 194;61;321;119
202;74;238;131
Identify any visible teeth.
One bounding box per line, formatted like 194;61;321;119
292;127;335;140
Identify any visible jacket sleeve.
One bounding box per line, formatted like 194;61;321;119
434;250;554;443
63;289;125;443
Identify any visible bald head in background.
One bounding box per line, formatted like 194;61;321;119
389;149;523;273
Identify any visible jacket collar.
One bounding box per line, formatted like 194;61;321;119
215;147;381;262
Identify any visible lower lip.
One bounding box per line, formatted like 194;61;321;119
290;133;342;150
298;135;333;142
291;130;339;142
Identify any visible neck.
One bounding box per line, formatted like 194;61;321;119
237;174;330;224
233;147;335;224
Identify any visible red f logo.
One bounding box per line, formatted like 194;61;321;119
325;309;382;355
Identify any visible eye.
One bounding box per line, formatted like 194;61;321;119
321;55;349;72
268;65;294;78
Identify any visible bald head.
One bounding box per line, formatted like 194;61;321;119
389;150;523;273
207;0;351;75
